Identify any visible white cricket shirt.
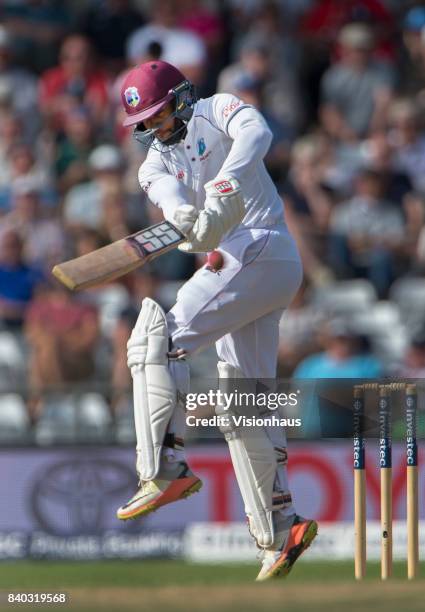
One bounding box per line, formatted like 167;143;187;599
138;93;295;249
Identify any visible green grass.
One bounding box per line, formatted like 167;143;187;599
0;561;424;612
0;560;424;588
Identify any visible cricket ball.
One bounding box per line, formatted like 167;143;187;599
206;250;224;272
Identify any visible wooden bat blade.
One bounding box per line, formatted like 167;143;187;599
52;221;185;291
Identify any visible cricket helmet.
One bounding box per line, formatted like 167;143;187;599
121;59;196;125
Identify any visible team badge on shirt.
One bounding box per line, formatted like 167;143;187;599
125;86;141;108
197;137;206;156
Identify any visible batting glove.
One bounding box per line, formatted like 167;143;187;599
178;177;245;253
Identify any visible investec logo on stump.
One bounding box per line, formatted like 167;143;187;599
406;395;417;466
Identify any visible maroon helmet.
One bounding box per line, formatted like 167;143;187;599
121;60;186;127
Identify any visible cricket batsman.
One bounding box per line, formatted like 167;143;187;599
116;60;317;580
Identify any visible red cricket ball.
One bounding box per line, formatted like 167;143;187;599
206;250;224;272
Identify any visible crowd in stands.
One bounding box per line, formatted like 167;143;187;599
1;0;425;441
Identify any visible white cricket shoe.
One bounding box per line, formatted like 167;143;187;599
256;514;318;581
117;461;202;521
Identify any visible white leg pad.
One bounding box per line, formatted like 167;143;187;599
127;298;176;481
216;361;278;548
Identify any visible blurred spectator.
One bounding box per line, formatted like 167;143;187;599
126;0;207;86
25;282;99;402
329;167;405;297
403;191;425;266
54;106;95;192
2;0;71;72
0;111;24;195
278;283;325;377
1;180;65;272
300;0;395;60
218;35;300;129
398;7;425;97
320;24;395;141
233;72;294;181
230;1;300;83
0;229;44;331
398;329;425;378
360;129;412;206
293;320;383;378
0;25;39;138
414;195;425;268
0;141;54;211
299;0;395;123
389;98;425;194
79;0;145;76
39;34;109;131
281;136;334;285
178;0;225;63
63;144;142;241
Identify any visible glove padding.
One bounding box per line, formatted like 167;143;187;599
178;177;245;253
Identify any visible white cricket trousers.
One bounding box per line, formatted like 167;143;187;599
166;225;303;377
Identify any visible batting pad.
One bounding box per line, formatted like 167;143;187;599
127;298;176;480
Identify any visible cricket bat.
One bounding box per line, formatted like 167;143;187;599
52;221;185;291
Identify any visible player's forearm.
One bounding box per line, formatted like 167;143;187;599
143;174;189;221
219;113;273;180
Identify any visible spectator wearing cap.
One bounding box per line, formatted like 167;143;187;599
398;7;425;97
329;167;405;297
126;0;206;87
63;144;144;242
320;23;395;141
0;228;44;331
1;179;65;273
39;34;109;132
0;25;39;139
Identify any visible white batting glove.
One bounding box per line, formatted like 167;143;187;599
178;208;223;253
178;177;245;253
203;177;245;232
172;204;221;253
171;204;199;237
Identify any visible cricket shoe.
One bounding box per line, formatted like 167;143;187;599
255;514;318;582
117;461;202;521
